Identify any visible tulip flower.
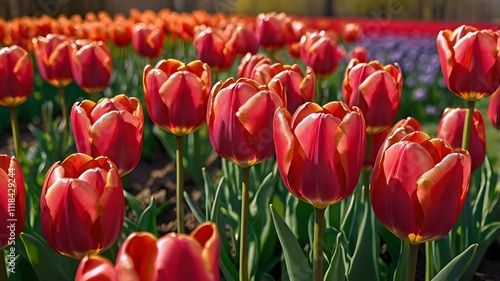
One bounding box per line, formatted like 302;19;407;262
116;222;219;281
70;40;113;94
237;53;273;82
380;117;422;154
75;255;117;281
488;89;500;129
437;25;500;101
41;153;124;259
371;131;471;245
193;25;237;72
349;46;369;63
273;101;365;281
437;108;486;172
0;45;34;108
132;23;165;59
107;15;132;47
255;12;288;50
341;23;363;44
71;94;144;176
226;23;259;57
143;59;211;136
207;77;285;168
0;155;26;250
299;30;345;77
32;34;73;88
343;59;403;135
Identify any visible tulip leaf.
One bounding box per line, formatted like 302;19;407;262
324;232;349;281
270;204;312;281
123;190;143;219
209;175;225;222
219;246;238;281
19;233;72;281
184;191;206;223
137;196;158;235
431;243;477;281
393;240;409;281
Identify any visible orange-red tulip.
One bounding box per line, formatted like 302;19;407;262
237;53;273;81
0;155;25;250
371;131;471;245
70;40;112;94
299;30;345;77
143;59;211;136
226;23;259;57
488;89;500;129
349;46;369;63
115;222;219;281
32;34;73;88
71;94;144;176
207;78;285;168
437;25;500;101
194;25;237;72
132;23;165;59
341;23;363;44
343;59;403;135
41;153;124;259
108;16;132;47
0;45;34;107
75;255;117;281
273;102;366;209
437;108;486;172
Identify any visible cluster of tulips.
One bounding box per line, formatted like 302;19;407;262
1;7;500;281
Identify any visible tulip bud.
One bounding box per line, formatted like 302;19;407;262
194;25;237;72
41;153;124;259
71;94;144;176
0;155;26;250
32;34;73;88
299;30;345;77
70;40;112;94
132;23;165;59
0;45;34;107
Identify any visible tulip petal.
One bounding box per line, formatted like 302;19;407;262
75;255;117;281
116;232;158;281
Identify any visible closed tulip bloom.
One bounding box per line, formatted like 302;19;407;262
132;23;165;59
194;25;237;72
0;155;25;249
349;46;369;63
207;78;285;168
143;59;211;136
237;53;272;81
115;222;219;281
70;40;112;94
371;131;471;245
268;65;315;113
437;108;486;172
437;25;500;101
299;30;345;77
273;102;366;209
341;23;363;44
108;16;132;47
226;23;259;57
255;12;288;50
32;34;73;88
71;94;144;176
41;153;124;259
0;45;34;107
75;255;117;281
488;89;500;129
343;59;403;135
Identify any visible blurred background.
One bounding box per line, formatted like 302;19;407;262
1;0;500;22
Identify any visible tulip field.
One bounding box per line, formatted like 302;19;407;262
1;8;500;281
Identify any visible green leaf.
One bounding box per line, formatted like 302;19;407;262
19;233;71;281
393;240;409;281
324;232;349;281
137;196;158;235
219;247;238;281
123;190;143;219
184;191;206;223
270;204;312;281
432;243;478;281
209;176;225;222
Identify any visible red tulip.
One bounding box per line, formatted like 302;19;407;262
132;23;165;59
341;23;363;44
488;88;500;129
70;40;113;94
343;59;403;135
349;46;369;63
371;131;471;245
108;16;132;47
71;94;144;176
273;102;366;209
299;30;345;77
32;34;73;88
193;25;237;72
41;153;124;259
115;222;220;281
237;53;272;81
0;45;34;107
75;255;117;281
437;108;486;172
226;23;259;57
143;59;211;136
207;78;285;168
255;12;288;50
437;25;500;101
0;155;25;250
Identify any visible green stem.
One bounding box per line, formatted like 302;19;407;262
425;242;433;281
176;135;185;234
239;166;251;281
59;87;70;147
313;207;326;281
362;134;373;203
9;107;21;158
461;101;475;151
0;250;7;281
408;244;419;281
314;78;323;105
